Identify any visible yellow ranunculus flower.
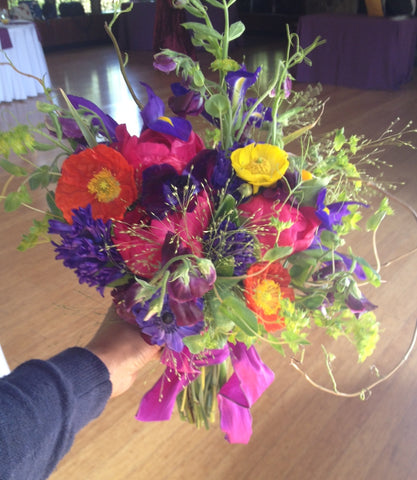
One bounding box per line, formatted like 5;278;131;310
230;143;289;193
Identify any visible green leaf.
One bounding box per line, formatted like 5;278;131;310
4;185;32;212
333;128;346;151
214;276;242;293
183;334;207;354
297;292;327;310
44;190;62;219
366;197;393;231
36;101;57;113
0;159;27;177
214;193;238;222
217;295;258;337
281;330;309;353
201;0;223;8
320;229;342;250
204;93;230;118
354;256;381;287
267;335;285;355
289;263;313;287
182;21;222;40
32;141;60;152
17;216;50;251
59;89;97;148
214;257;235;277
293;177;331;206
28;165;52;190
228;21;245;41
262;246;293;262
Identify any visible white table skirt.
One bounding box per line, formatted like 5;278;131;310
0;344;10;377
0;22;51;103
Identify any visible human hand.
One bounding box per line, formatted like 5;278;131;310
86;304;161;398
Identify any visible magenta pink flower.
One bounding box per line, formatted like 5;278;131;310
112;190;212;278
239;195;320;255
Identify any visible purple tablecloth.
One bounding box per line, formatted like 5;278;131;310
115;1;240;52
117;2;156;51
0;27;12;49
295;14;417;90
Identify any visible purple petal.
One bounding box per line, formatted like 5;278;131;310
169;298;204;326
346;294;377;314
225;66;261;107
140;82;192;141
153;53;177;73
67;94;119;141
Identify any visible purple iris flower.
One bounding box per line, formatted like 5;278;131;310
153;53;177;73
48;205;126;296
316;188;368;232
168;82;205;117
225;65;261;108
132;292;204;352
308;237;367;282
140;82;192;141
204;219;256;276
67;94;119;142
245;97;273;128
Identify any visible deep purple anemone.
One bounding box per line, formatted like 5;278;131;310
140;163;201;219
132;292;204;352
48;205;126;296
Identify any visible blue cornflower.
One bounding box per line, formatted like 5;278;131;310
132;292;204;352
205;219;256;276
48;205;126;296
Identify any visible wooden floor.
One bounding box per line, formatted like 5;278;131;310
1;36;417;480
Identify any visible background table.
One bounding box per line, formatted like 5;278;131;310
0;22;51;102
295;14;417;90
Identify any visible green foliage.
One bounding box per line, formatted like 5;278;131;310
17;216;51;251
4;185;32;212
367;197;394;231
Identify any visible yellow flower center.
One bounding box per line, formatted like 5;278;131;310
249;156;271;175
87;168;121;203
253;279;282;315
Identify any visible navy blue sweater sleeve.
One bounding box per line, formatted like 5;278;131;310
0;347;112;480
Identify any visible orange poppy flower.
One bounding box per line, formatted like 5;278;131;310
55;145;138;223
244;261;294;332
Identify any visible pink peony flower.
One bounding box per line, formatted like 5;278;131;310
114;124;205;186
238;195;320;255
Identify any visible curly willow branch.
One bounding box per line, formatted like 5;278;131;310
290;180;417;398
290;319;417;399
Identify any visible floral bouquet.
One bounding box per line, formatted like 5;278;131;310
1;0;415;443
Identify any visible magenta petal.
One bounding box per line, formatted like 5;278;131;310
217;342;274;443
136;366;192;421
229;342;275;406
218;392;253;444
137;346;229;422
